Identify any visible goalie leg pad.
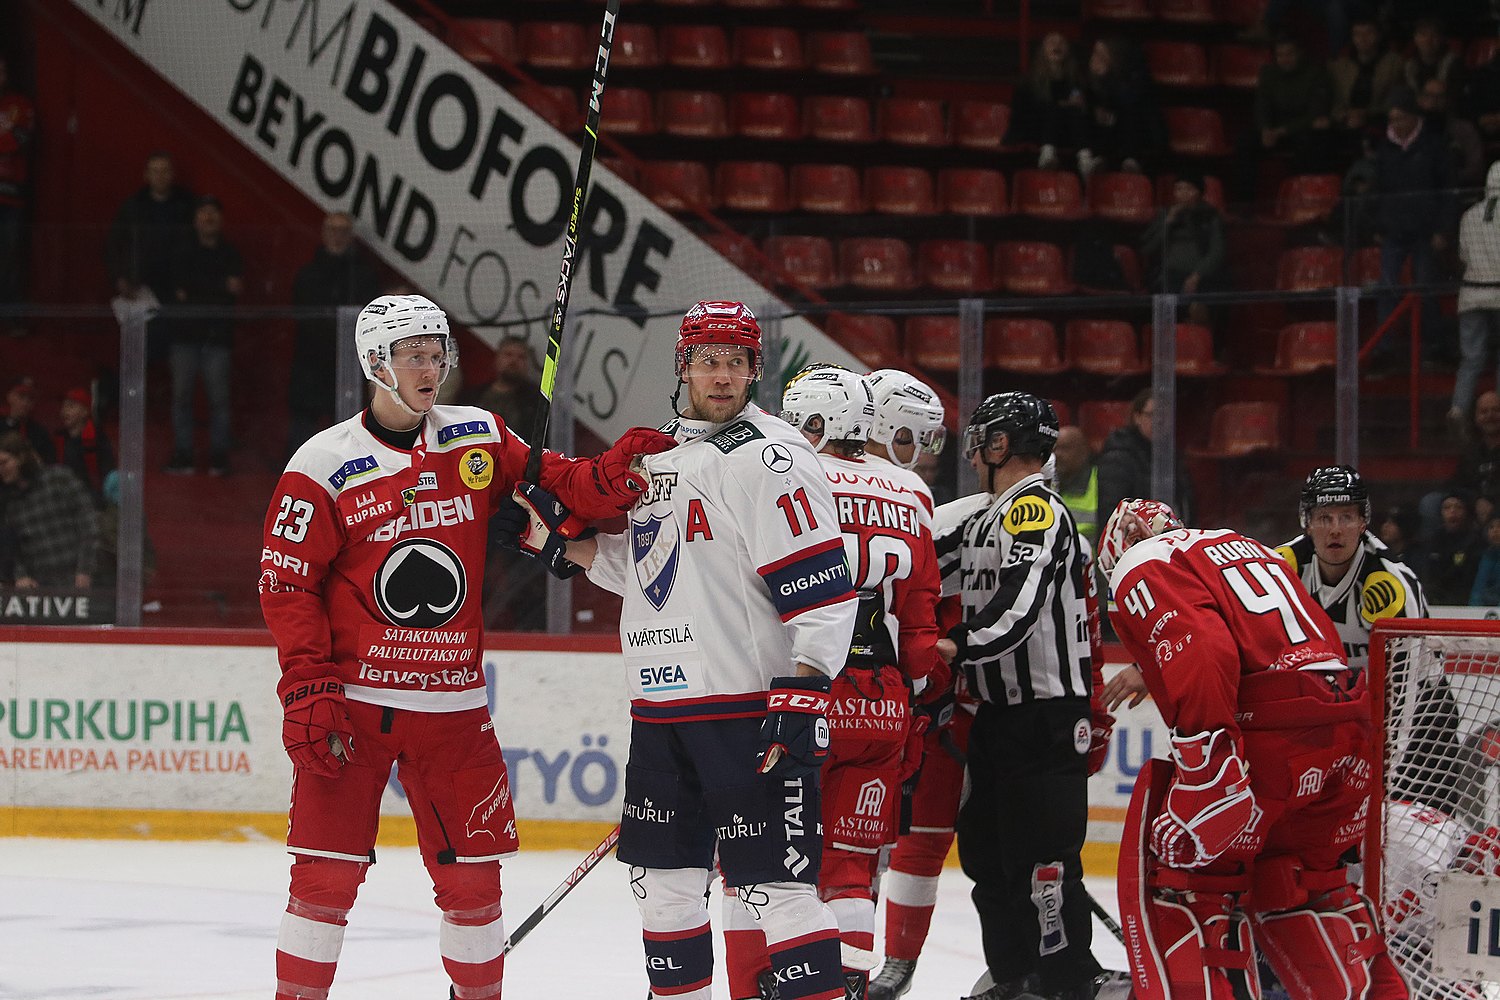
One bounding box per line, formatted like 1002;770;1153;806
635;866;715;999
1252;884;1406;1000
277;857;369;1000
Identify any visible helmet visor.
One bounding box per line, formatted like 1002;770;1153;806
919;424;947;456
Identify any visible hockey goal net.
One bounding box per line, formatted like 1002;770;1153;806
1366;618;1500;997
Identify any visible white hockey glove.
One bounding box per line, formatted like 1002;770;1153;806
1151;728;1259;868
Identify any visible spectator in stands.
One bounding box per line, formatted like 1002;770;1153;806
1418;77;1485;188
0;432;98;590
1096;387;1195;531
286;211;380;457
54;387;114;505
1006;32;1088;171
94;469;155;591
1052;425;1099;543
1451;162;1500;431
1378;504;1423;564
1428;391;1500;538
1243;0;1354;56
1371;86;1455;370
469;334;542;435
105;151;194;357
2;375;53;462
1403;18;1462;96
1412;490;1485;605
1139;167;1227;324
1329;17;1404;153
1469;515;1500;606
0;55;36;336
166;196;243;477
1238;36;1335;201
1077;37;1164;178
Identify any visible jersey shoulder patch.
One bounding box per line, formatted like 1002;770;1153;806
1359;566;1409;623
704;419;766;454
1275;535;1313;574
432;406;500;450
1001;487;1058;536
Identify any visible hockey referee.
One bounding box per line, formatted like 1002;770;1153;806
934;392;1104;1000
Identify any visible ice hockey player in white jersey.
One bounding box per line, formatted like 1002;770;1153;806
518;301;859;1000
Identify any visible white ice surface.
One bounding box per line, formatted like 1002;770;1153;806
0;838;1126;999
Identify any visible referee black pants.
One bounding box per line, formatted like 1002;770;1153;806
956;697;1101;994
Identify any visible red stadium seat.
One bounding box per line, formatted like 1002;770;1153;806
1156;0;1217;24
918;240;994;294
1088;172;1155;223
613;23;661;68
640;160;715;213
659;91;729;138
879;98;949;147
601;88;657;136
985;318;1067;374
804;96;874;142
1066;320;1149;376
905;316;962;372
1145;41;1212;87
519;21;589;69
828;314;902;365
808;31;876;74
513;85;581;132
1142;322;1228;376
763;235;838;289
732;93;802;140
453;19;518;66
1085;0;1152;19
953;101;1011;151
1013;169;1088;220
1255;322;1338;375
866;166;937;215
1469;37;1500;69
939;168;1009;217
716;161;790;213
1215;44;1270;88
1187;401;1282;458
734;27;805;70
1078;400;1132;453
1270;174;1342;225
1156;173;1227;211
600;157;639;186
840;238;917;291
702;233;764;281
791;164;865;213
1165;108;1232;157
1275;247;1344;291
995;241;1075;296
660;25;731;69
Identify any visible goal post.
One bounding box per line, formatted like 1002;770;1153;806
1365;617;1500;992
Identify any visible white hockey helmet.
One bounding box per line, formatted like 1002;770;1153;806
866;368;946;469
780;364;876;446
355;294;457;401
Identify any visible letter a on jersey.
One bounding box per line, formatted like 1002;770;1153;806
633;514;681;611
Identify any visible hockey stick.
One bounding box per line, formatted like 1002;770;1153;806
1088;889;1126;945
522;0;622;485
502;823;621;955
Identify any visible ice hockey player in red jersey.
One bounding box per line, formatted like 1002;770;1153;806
1097;498;1407;1000
259;293;674;1000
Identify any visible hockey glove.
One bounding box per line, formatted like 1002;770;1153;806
1458;825;1500;877
501;483;591;579
280;676;354;778
591;427;678;510
1151;728;1259;868
1087;697;1115;777
756;675;832;779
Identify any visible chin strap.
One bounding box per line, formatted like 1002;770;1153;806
982;447;1011;493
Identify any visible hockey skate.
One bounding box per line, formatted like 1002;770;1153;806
962;972;1039;1000
845;969;869;999
867;957;916;1000
757;968;780;1000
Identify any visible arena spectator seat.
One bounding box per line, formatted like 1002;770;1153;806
1013;169;1088;220
1156;0;1217;25
602;88;657;135
1268;174;1342;225
828;314;902;365
601;157;639;186
641;160;716;212
866;166;938;215
1088;172;1156;223
1255;322;1338;375
1215;44;1270;89
905;315;962;372
734;27;805;70
660;91;730;138
1066;320;1150;376
953;101;1010;151
805;96;875;142
661;25;732;69
1275;247;1344;291
792;163;865;212
732;93;802;140
986;318;1067;374
939;168;1009;217
513;85;581;132
918;240;993;294
1156;173;1226;210
1145;42;1212;87
808;31;877;75
453;20;518;66
879;98;949;147
764;234;838;289
716;161;790;212
995;241;1074;295
1142;322;1228;376
1187;401;1282;458
520;22;589;69
1084;0;1152;20
840;238;917;291
1165;108;1232;157
613;23;662;68
702;232;765;281
1078;400;1133;453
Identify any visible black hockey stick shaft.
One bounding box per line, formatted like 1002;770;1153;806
1088;888;1126;944
502;823;621;955
522;0;622;485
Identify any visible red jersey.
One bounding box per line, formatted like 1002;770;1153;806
259;405;624;712
1107;528;1346;739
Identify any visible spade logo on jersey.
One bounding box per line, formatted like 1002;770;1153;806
374;538;467;628
1360;570;1405;623
1003;496;1056;535
632;514;681;612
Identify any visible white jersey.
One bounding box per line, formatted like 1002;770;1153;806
1381;799;1466;936
587;404;858;724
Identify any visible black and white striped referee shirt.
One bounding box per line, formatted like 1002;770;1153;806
934;474;1092;706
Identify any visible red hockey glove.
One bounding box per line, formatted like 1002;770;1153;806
1150;728;1259;868
1087;697;1115;776
756;675;832;779
899;713;931;785
501;483;591;579
591;427;678;509
280;676;353;778
1459;825;1500;876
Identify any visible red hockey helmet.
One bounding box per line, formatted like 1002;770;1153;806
675;300;764;381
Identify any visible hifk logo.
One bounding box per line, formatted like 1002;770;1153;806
632;513;680;612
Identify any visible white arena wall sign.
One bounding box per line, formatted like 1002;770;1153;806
73;0;862;441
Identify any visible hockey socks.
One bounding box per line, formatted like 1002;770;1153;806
441;903;505;999
276;896;348;1000
767;929;847;1000
642;921;714;998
